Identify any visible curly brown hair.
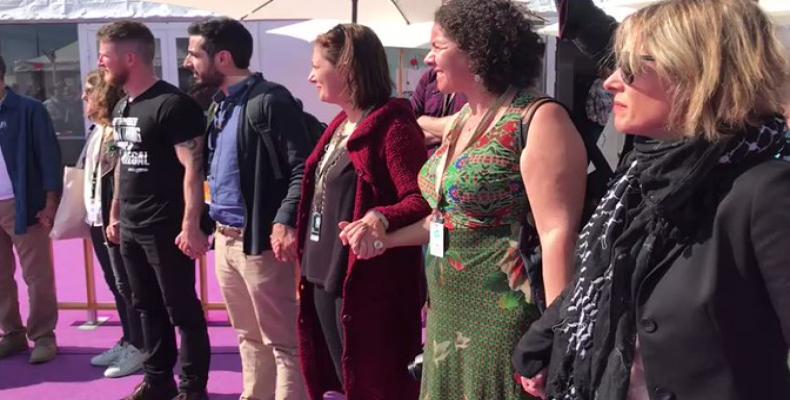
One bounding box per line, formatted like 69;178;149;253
435;0;545;95
85;70;125;126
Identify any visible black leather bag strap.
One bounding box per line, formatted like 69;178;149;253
243;77;286;181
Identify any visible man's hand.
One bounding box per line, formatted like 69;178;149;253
106;220;121;244
175;225;209;259
270;223;298;262
36;195;59;231
174;136;207;260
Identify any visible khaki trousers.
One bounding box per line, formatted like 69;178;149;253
215;231;307;400
0;199;57;341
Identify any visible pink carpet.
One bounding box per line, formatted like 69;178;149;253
0;239;244;400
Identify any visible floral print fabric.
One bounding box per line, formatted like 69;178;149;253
418;90;541;400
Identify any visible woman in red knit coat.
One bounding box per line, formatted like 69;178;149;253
296;24;431;400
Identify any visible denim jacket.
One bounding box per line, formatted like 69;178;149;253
0;88;62;234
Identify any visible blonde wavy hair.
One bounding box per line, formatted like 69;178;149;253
614;0;790;140
85;70;124;126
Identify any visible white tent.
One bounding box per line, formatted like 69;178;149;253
268;19;434;49
15;41;80;72
142;0;439;24
265;0;584;49
538;0;790;37
0;0;215;21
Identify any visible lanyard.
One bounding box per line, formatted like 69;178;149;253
433;87;515;214
317;108;370;179
317;123;351;175
89;126;106;202
313;109;371;214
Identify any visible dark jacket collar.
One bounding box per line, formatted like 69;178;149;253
0;87;20;111
211;73;263;104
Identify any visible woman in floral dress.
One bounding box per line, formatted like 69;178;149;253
345;1;589;399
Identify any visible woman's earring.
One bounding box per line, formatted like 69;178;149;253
474;74;482;83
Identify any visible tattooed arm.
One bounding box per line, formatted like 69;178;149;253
175;136;209;258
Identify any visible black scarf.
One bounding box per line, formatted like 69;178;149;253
549;116;788;400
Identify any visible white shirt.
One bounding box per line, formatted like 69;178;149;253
0;92;15;200
83;125;105;226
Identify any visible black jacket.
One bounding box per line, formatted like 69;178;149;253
206;74;312;255
556;0;635;165
556;0;618;67
514;159;790;400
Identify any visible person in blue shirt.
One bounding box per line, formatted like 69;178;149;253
0;54;62;365
183;18;312;400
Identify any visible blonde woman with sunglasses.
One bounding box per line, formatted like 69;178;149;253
514;1;790;399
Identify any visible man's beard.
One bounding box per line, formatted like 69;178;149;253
106;67;129;87
196;64;224;88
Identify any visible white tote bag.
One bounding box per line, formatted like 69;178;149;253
50;166;90;240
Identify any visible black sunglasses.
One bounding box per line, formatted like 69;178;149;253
619;54;656;85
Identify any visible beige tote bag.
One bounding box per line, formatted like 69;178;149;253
50;166;90;240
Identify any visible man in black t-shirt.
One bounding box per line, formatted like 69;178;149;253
98;21;210;400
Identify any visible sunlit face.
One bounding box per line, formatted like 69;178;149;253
98;40;130;87
183;36;224;87
604;54;673;139
82;82;96;120
307;45;347;105
424;23;475;94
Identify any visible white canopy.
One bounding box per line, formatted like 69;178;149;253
141;0;439;23
0;0;215;21
267;19;434;49
15;41;80;72
264;1;578;49
538;0;790;37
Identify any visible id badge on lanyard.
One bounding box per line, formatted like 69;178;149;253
429;142;453;258
427;87;513;258
429;212;446;258
309;212;322;242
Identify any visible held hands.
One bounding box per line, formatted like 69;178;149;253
175;225;210;260
271;223;298;262
519;370;547;399
338;211;388;260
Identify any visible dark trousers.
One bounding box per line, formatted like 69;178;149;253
89;226;143;348
313;285;344;384
120;225;210;392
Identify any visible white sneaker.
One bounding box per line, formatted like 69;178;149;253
90;342;126;367
104;344;147;378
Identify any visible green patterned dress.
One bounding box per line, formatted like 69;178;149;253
418;90;540;400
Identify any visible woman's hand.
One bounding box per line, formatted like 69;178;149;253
519;369;547;399
339;211;388;259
